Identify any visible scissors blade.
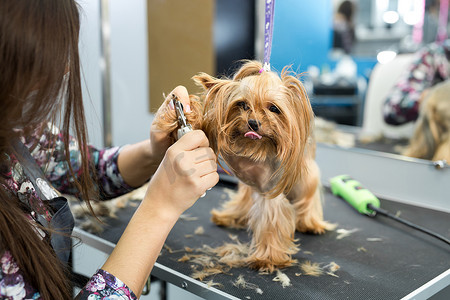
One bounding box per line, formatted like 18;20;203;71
171;95;188;128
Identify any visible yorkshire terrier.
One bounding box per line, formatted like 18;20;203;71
153;60;334;272
193;60;335;272
403;80;450;162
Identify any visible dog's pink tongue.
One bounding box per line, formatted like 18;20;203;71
244;131;262;140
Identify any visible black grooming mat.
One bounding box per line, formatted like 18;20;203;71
92;183;450;300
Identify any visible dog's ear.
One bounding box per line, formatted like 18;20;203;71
193;73;218;91
403;92;440;160
403;83;450;160
403;112;436;159
192;72;228;155
281;73;313;132
269;68;314;197
280;69;314;147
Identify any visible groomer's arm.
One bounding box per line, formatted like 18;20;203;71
116;139;160;187
117;86;191;187
102;130;219;297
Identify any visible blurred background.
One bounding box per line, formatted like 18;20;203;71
79;0;448;147
74;1;449;298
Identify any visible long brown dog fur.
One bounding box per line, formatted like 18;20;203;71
403;80;450;162
153;60;335;272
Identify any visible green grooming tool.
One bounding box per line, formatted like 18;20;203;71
330;175;380;216
329;175;450;246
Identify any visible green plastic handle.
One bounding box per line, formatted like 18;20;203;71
330;175;380;215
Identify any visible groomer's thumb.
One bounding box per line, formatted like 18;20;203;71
170;85;191;113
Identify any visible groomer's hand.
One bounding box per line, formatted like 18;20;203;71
143;130;219;219
150;86;191;162
102;130;217;297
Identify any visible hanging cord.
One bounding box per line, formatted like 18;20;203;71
367;204;450;246
262;0;275;71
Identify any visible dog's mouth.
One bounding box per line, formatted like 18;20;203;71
244;131;262;140
226;129;279;160
231;129;276;146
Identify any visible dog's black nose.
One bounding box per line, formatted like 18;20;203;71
248;119;261;132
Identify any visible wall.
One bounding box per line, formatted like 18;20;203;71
271;0;333;73
78;0;103;147
147;0;215;113
78;0;153;149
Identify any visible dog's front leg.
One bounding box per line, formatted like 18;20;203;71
211;183;253;229
246;192;298;272
289;160;336;234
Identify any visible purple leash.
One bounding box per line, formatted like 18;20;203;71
263;0;275;71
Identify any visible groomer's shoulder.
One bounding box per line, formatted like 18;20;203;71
22;123;85;177
22;123;63;151
414;42;445;63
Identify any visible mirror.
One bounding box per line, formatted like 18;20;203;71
267;0;447;162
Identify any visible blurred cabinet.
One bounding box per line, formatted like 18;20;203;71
147;0;255;112
311;94;362;126
147;0;214;112
310;76;366;126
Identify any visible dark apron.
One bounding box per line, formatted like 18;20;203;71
13;140;74;264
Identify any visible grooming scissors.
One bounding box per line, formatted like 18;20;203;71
171;94;193;140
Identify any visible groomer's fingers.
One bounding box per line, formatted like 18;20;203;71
166;85;191;113
195;160;218;177
200;171;220;191
174;130;210;150
192;147;216;164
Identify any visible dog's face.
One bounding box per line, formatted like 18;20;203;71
404;80;450;161
194;61;314;196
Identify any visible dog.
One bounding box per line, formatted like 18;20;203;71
403;80;450;162
192;60;335;272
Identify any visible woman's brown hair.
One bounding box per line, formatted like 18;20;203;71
0;0;94;298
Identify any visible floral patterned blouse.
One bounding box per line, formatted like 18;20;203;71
383;42;450;125
0;124;137;299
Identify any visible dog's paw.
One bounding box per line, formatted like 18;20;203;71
246;242;298;273
210;208;247;229
246;255;296;273
296;219;337;234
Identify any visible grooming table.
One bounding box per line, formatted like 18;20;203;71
74;178;450;300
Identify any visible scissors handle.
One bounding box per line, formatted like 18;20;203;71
171;94;193;139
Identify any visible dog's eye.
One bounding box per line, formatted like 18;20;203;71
268;105;281;114
237;101;249;111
